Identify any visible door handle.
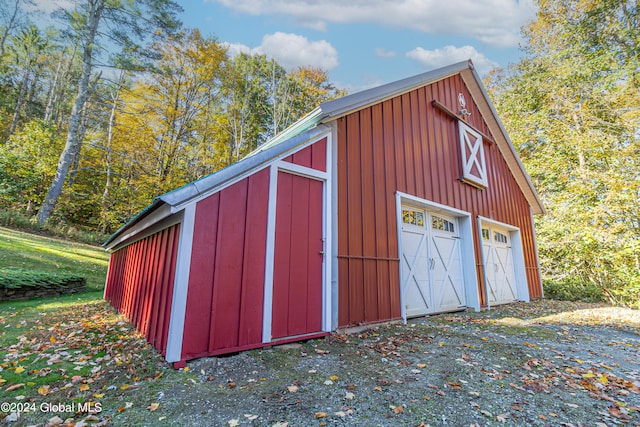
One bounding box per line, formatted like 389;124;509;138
319;251;324;255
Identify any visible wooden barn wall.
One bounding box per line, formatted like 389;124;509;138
282;137;327;171
336;74;541;327
181;168;270;360
104;223;180;356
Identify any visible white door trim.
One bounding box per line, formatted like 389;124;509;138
396;192;480;322
478;216;530;306
262;135;332;343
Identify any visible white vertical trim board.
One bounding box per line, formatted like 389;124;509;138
457;214;481;312
330;123;340;330
478;216;530;302
395;192;480;319
395;192;407;323
477;216;491;310
262;164;279;343
165;206;195;363
322;130;333;332
103;255;112;300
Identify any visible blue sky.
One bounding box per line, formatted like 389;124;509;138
30;0;537;92
179;0;538;92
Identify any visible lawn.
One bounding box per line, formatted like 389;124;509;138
0;226;109;292
0;227;177;425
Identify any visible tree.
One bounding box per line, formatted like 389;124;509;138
36;0;182;225
6;24;46;137
0;0;31;57
278;66;347;133
487;0;639;306
218;53;275;163
0;120;64;211
217;55;346;164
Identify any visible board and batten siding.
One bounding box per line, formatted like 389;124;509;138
180;168;270;360
282;137;327;171
336;74;541;327
104;223;180;356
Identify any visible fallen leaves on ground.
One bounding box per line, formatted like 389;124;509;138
0;300;167;424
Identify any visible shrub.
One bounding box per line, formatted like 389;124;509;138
0;268;86;300
543;279;607;304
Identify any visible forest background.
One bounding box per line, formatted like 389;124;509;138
0;0;637;307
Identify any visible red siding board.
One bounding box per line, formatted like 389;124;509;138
181;168;270;360
146;232;165;348
411;90;426;198
210;179;249;351
286;174;310;336
282;137;327;172
312;138;327;171
272;172;293;337
182;193;219;357
238;172;269;346
104;223;180;357
337;119;350;325
306;178;324;332
346;111;365;324
336;74;542;327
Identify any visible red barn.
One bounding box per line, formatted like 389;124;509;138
103;60;544;367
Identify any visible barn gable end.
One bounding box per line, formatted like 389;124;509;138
335;72;542;327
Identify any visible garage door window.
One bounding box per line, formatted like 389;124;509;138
432;215;454;233
481;228;490;240
494;231;508;244
402;209;425;227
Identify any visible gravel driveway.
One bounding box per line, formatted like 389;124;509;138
115;299;640;426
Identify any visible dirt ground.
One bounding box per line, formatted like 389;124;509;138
3;299;639;426
109;299;640;427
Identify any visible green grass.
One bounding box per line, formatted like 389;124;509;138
0;226;108;291
0;227;174;426
0;227;109;380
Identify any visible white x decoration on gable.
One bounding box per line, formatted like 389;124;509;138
459;121;488;188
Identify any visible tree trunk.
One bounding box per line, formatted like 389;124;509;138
101;75;123;233
36;0;104;225
8;66;30;137
68;90;92;186
44;56;63;123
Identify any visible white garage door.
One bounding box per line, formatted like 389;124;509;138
481;225;517;305
401;206;466;317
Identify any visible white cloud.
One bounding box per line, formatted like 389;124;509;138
406;45;499;75
222;42;253;57
375;48;396;58
223;32;339;71
210;0;537;48
259;32;339;70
